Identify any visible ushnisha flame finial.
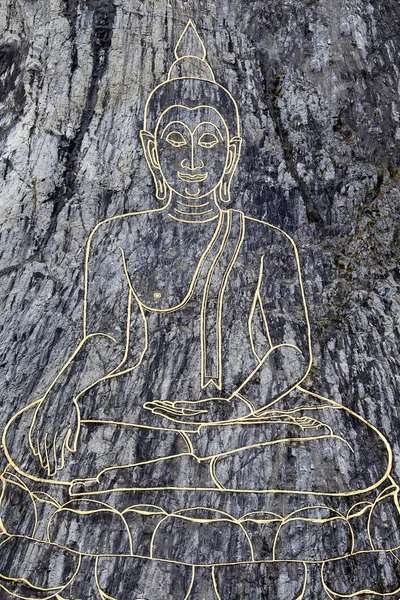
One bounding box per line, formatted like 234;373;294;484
167;20;215;82
174;20;207;61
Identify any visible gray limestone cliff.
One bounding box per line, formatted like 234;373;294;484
0;1;400;599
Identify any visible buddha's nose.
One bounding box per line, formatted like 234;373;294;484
181;144;204;171
180;157;204;170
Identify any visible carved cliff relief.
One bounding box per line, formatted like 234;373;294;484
0;21;399;600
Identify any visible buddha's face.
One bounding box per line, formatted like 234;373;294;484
154;106;230;199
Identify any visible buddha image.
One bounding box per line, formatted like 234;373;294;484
0;20;399;600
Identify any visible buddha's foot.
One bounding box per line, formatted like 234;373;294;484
69;454;215;496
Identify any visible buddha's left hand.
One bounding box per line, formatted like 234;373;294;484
144;396;252;424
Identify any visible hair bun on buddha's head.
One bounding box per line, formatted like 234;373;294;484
167;20;215;82
168;55;215;82
143;20;241;139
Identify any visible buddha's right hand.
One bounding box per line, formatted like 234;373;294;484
29;395;80;477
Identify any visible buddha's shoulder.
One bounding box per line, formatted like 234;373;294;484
87;209;164;249
241;213;298;255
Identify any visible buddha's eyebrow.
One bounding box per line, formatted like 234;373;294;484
160;120;224;140
193;121;224;140
160;120;191;138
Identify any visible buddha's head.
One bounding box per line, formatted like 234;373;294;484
140;21;242;204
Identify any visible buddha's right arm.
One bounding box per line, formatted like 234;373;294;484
29;219;137;475
28;334;126;475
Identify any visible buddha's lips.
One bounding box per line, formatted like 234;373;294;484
178;172;208;183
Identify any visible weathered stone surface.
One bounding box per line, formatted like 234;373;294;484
0;1;400;598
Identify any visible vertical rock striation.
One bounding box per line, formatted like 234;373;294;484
0;1;400;598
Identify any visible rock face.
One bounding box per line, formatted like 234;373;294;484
0;1;400;599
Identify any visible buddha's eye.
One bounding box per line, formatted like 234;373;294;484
198;132;219;149
165;131;187;148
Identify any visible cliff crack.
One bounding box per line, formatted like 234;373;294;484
40;0;116;252
256;52;324;227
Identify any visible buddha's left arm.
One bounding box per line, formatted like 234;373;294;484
146;224;312;424
235;227;312;412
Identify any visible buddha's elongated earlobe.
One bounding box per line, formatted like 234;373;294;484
140;130;168;202
155;177;167;201
218;136;242;204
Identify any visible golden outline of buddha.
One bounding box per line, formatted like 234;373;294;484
0;20;399;600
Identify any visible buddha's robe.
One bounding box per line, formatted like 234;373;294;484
3;209;391;497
